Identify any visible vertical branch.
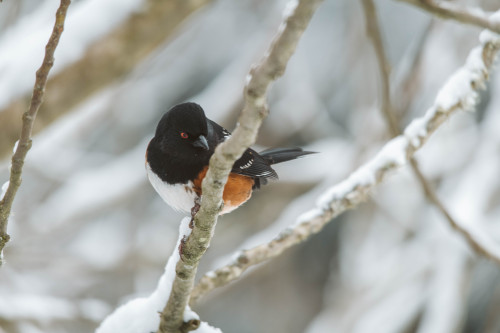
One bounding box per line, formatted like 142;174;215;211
361;0;399;136
156;0;324;332
0;0;72;264
393;22;433;120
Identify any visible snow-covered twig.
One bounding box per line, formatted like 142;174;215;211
0;0;71;265
156;1;324;332
395;0;500;34
190;26;500;306
363;0;494;264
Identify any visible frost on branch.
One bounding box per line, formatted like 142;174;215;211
302;23;500;258
321;25;500;211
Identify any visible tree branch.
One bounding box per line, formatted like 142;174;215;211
190;26;500;306
363;0;500;265
395;0;500;34
156;0;324;332
361;0;400;136
0;0;71;265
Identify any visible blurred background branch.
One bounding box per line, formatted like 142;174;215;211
396;0;500;33
0;0;211;160
361;0;400;135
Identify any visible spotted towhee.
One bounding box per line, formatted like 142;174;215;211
146;102;315;214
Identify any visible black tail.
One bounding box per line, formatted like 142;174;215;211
259;147;316;165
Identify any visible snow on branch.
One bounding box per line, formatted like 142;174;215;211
96;218;222;333
151;1;325;332
396;0;500;34
363;0;494;270
0;0;71;265
189;26;500;306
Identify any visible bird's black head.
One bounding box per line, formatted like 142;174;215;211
153;102;211;155
147;102;213;183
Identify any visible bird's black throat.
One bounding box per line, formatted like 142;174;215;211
147;137;209;184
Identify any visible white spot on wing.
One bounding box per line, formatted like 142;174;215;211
239;159;253;169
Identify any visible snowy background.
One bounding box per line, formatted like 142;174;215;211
1;0;500;332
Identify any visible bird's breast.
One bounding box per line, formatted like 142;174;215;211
146;163;198;213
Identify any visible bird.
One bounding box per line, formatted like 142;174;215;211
146;102;315;215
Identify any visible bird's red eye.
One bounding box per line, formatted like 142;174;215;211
180;132;189;139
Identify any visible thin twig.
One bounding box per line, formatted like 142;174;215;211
361;0;399;136
156;1;324;332
395;0;500;34
190;29;500;306
409;158;500;262
393;21;433;119
0;0;71;265
363;0;500;264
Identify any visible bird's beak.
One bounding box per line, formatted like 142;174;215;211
192;135;209;150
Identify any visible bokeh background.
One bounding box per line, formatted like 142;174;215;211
1;0;500;332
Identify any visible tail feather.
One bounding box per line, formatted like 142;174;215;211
259;147;316;165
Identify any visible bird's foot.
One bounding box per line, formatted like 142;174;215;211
178;235;187;257
189;199;201;229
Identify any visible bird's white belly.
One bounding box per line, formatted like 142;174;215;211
146;164;198;213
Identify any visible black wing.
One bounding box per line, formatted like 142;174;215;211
207;119;278;180
232;148;278;179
